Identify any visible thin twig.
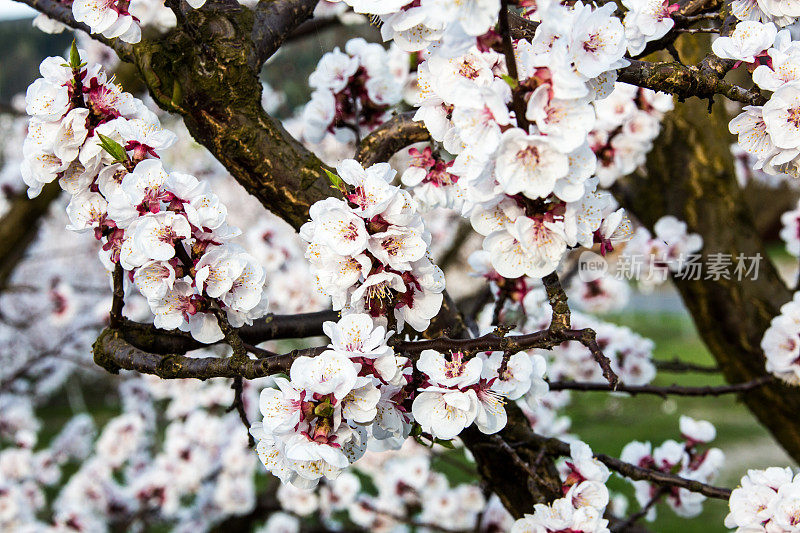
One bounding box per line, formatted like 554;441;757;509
518;434;732;500
228;377;255;447
580;328;619;388
611;487;667;532
678;12;721;21
491;435;562;494
542;272;571;331
492;291;508;326
243;342;278;359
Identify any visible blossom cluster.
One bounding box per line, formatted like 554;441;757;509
336;0;501;56
725;466;800;531
301;38;405;144
729;24;800;177
732;141;800;188
301;159;444;332
250;312;551;487
399;145;465;210
11;0;778;530
413;344;548;439
2;102;332;528
0;375;260;531
511;441;612;533
730;0;800;27
23;49;268;342
68;0;207;44
622;0;680;55
761;291;800;384
266;441;514;532
591;83;674;188
405;0;643;281
250;314;398;488
621;416;725;520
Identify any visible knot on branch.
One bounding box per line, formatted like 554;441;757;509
92;328;123;374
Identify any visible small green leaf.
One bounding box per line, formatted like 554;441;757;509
97;133;129;164
68;39;81;70
323;168;347;193
502;74;519;89
433;438;456;449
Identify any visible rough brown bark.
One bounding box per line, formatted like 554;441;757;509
128;0;335;230
355;112;431;166
117;311;337;354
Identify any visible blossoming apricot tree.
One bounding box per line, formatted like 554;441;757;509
5;0;800;530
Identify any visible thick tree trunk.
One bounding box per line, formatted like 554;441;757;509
617;41;800;460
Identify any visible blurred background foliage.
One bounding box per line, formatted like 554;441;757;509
0;19;70;102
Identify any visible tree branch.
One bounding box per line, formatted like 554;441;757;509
547;376;773;396
92;327;315;378
117;311;336;354
97;319;620;387
460;404;563;519
616;59;765;106
654;358;720;373
109;263;125;328
129;1;337;230
355;111;431;166
252;0;320;66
